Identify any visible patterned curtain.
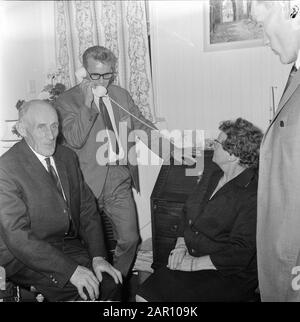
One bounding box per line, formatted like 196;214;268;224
54;0;155;121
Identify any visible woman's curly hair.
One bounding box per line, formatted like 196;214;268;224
219;118;263;169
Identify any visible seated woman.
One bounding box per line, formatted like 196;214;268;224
136;118;263;302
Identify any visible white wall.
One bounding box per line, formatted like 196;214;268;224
134;0;292;243
0;1;55;156
149;0;291;138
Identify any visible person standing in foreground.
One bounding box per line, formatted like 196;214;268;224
0;100;122;301
252;1;300;301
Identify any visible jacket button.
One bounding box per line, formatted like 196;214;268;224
195;231;199;235
280;120;284;127
191;248;195;253
188;219;192;225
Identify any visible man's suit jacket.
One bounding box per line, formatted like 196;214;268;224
55;84;157;198
0;140;106;288
257;66;300;301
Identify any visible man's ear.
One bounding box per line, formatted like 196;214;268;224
16;121;26;137
75;67;87;83
290;4;300;30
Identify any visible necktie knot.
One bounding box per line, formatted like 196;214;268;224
44;157;63;197
45;157;51;171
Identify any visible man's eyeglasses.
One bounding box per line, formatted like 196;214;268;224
87;71;114;80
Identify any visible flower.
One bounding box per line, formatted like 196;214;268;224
38;68;66;102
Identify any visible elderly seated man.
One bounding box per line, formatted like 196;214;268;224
0;99;122;302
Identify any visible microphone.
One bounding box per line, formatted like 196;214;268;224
0;266;6;291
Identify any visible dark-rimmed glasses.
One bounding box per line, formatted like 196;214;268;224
87;71;114;80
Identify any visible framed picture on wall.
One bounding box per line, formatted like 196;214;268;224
203;0;290;52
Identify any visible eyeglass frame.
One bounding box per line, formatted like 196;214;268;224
87;70;115;81
213;139;223;146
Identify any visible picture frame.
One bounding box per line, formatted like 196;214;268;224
203;0;264;52
203;0;293;52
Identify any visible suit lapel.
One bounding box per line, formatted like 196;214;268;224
109;97;121;133
20;140;56;188
278;67;300;112
108;87;129;130
263;67;300;143
20;140;70;205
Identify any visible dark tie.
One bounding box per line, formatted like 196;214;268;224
45;157;75;237
98;98;119;155
45;157;65;199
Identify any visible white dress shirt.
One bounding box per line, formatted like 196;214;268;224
28;143;66;200
94;93;125;163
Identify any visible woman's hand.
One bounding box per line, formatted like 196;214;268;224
171;254;217;272
167;246;187;270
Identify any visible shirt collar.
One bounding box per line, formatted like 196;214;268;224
26;142;54;166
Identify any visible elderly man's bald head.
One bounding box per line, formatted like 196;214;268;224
17;100;59;156
19;100;56;124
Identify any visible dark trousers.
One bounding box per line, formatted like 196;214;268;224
137;266;257;302
9;239;121;302
98;166;140;277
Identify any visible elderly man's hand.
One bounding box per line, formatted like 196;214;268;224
92;257;123;285
70;265;100;301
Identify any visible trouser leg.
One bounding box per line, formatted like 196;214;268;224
98;166;140;277
10;266;121;302
9;241;121;302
